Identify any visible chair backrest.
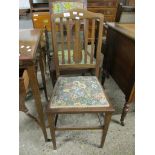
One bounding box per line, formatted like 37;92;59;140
115;3;135;23
51;9;104;78
49;0;87;14
47;0;87;60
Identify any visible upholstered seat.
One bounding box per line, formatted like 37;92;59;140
50;76;109;108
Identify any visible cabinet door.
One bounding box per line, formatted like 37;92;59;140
32;12;51;31
87;0;117;8
88;8;116;16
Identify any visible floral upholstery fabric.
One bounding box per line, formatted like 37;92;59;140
52;2;84;14
50;76;109;108
58;49;96;65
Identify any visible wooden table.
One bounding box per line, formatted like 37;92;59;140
19;29;48;141
102;23;135;126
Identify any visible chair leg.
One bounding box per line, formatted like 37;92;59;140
50;70;57;87
100;112;112;148
55;114;58;126
39;51;48;102
48;113;57;150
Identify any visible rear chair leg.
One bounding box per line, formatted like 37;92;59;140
48;113;57;150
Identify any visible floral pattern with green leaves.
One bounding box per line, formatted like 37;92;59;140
51;76;109;107
52;2;84;14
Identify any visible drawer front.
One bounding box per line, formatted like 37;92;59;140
88;0;118;8
88;8;116;16
104;15;115;22
32;12;51;31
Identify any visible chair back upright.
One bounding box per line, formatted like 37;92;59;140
51;9;104;78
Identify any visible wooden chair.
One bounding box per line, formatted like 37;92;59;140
46;9;114;149
115;3;135;23
48;0;87;86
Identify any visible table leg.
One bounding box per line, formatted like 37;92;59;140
39;50;48;102
27;65;48;141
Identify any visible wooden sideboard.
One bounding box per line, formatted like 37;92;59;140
121;0;135;5
87;0;118;22
102;22;135;126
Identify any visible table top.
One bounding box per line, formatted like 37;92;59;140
106;22;135;40
19;29;41;67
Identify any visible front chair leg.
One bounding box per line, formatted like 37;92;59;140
100;112;112;148
48;113;57;150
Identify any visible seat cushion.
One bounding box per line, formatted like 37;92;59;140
50;76;109;108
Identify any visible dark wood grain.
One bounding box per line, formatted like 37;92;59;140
102;22;135;125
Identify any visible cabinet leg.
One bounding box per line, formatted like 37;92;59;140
120;102;130;126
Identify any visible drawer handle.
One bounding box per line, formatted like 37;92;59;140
33;14;38;17
33;19;37;21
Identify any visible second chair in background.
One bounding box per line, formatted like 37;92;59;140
48;0;88;86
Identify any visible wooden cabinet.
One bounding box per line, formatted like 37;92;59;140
30;0;119;31
121;0;135;5
87;0;118;22
32;12;51;31
29;0;49;12
102;23;135;125
127;0;135;5
87;0;118;37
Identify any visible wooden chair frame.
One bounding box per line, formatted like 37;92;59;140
51;9;104;79
48;0;88;86
47;77;114;149
47;9;114;149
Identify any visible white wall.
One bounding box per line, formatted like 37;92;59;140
19;0;30;9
